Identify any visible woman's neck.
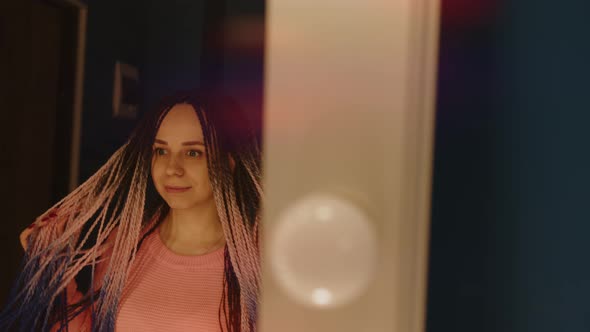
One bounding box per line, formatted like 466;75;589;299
159;200;225;256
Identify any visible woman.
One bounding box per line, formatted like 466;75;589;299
0;90;262;332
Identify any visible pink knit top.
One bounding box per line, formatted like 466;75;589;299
116;229;227;331
61;229;227;332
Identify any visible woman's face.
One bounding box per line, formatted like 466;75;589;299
151;103;213;210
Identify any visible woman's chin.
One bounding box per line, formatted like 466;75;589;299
164;197;211;210
165;201;195;210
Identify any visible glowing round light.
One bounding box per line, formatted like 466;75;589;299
311;288;333;306
270;193;377;309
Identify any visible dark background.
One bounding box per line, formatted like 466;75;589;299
427;0;590;331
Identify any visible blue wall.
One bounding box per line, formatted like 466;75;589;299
79;0;149;181
142;0;205;111
427;1;590;331
493;1;590;330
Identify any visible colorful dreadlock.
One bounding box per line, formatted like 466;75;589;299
0;90;262;332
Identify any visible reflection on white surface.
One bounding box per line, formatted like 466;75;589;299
311;287;333;306
269;193;378;309
315;205;334;222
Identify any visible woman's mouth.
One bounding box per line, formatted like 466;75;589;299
164;186;192;193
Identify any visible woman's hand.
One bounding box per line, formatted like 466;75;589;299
19;208;60;250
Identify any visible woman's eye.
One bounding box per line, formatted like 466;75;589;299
153;148;167;156
187;150;202;157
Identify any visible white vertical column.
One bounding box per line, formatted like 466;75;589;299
261;0;440;331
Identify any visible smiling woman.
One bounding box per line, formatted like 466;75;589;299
151;104;214;210
0;90;262;332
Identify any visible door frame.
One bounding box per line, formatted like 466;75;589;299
47;0;87;191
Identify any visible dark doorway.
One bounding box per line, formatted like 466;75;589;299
0;0;80;306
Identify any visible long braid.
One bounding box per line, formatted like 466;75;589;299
195;92;262;332
0;138;157;331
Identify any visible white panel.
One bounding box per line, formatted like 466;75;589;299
261;0;440;330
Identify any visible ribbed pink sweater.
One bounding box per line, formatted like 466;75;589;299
61;229;227;332
116;229;226;331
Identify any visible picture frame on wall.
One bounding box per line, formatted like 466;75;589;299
112;60;139;119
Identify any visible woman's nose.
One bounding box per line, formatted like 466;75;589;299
165;155;184;176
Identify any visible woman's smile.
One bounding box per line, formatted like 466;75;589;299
164;185;192;193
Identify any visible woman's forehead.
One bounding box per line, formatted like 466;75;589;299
156;103;204;141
